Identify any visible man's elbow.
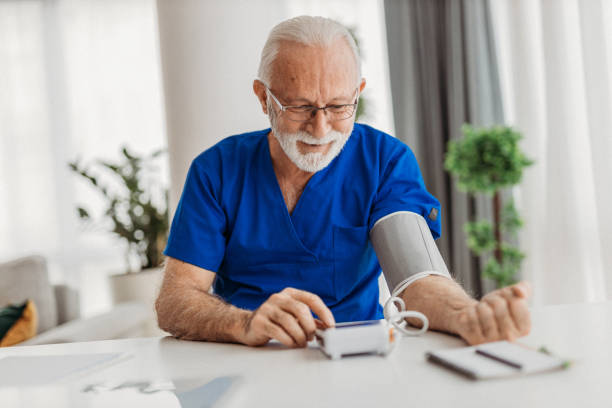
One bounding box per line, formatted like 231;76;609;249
155;282;178;334
155;290;169;332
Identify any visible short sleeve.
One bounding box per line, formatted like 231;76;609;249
164;155;227;271
369;145;442;239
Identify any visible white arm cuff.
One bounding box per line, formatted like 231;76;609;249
390;271;452;299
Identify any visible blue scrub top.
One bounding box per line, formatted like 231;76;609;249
164;123;441;322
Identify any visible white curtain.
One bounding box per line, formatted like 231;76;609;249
0;0;167;315
491;0;612;305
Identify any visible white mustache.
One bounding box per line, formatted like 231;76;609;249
293;131;343;145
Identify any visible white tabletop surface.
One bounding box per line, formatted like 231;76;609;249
1;301;611;407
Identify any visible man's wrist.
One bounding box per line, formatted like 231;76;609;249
231;309;253;345
448;298;478;336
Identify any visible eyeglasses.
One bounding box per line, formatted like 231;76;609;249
264;85;359;122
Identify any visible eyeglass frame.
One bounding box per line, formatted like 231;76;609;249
262;82;360;122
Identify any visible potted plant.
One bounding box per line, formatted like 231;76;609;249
444;124;533;288
68;147;169;312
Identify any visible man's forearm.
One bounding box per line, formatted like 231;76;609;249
399;275;477;335
156;279;250;343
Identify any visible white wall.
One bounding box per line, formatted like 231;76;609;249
157;0;288;213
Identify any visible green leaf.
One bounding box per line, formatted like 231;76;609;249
483;258;502;281
501;199;523;236
501;244;526;270
98;160;121;175
481;245;525;288
483;258;515;288
444;124;534;194
150;148;166;158
76;206;90;220
122;146;136;161
464;220;496;255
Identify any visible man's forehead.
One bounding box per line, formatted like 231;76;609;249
269;40;358;100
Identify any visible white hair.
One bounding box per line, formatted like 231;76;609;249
257;15;361;85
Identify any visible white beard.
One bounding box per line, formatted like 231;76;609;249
269;106;352;173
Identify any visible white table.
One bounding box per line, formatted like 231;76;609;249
1;301;611;407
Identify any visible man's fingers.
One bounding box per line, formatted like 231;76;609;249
282;288;335;328
476;302;499;341
510;281;532;299
279;298;317;341
492;281;530;302
263;321;295;347
246;288;335;349
509;298;531;335
484;296;519;341
269;308;307;347
491;284;532;338
457;307;485;345
455;283;533;346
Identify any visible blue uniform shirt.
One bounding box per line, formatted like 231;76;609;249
164;123;441;322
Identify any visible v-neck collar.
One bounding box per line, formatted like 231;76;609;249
261;132;331;259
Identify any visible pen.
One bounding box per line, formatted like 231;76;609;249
475;348;523;369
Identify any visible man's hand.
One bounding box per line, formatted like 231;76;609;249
453;281;532;345
239;287;335;348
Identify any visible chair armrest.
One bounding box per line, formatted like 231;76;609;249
52;284;80;325
18;302;150;346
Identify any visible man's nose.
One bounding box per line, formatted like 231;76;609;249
307;108;332;139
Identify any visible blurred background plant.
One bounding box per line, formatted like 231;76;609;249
445;124;533;288
68;147;169;273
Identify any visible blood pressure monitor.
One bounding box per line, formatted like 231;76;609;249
315;320;398;360
315;211;453;360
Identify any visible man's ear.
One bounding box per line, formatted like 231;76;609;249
253;80;268;114
359;77;367;94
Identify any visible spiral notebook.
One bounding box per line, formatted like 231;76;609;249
426;341;568;380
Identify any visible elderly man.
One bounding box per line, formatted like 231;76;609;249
156;16;531;348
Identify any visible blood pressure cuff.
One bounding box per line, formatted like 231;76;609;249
370;211;451;296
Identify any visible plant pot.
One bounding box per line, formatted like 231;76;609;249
109;267;165;336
